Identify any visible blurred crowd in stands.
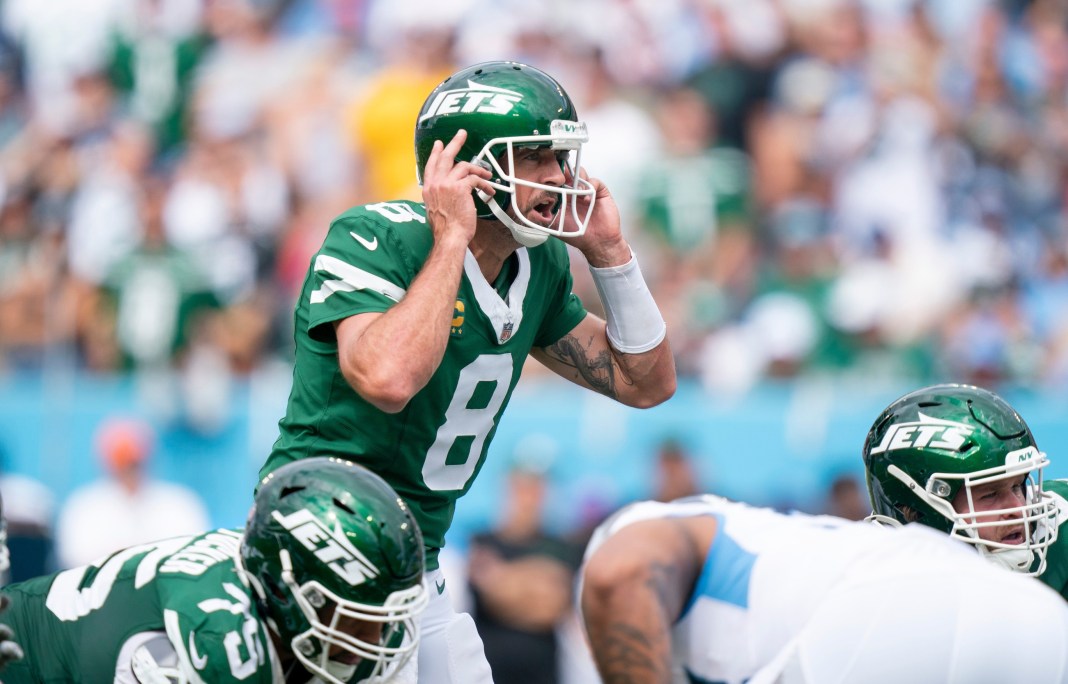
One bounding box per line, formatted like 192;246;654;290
1;0;1066;413
3;4;1060;676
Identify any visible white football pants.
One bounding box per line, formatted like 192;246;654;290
407;568;494;684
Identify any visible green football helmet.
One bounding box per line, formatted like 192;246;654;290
414;60;595;248
863;384;1058;575
241;458;428;683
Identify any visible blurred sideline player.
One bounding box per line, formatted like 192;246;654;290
864;383;1067;597
579;495;1068;684
0;459;427;683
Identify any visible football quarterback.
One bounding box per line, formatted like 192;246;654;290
261;59;674;684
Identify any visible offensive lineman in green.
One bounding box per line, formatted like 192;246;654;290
863;383;1068;599
0;458;429;683
260;61;676;682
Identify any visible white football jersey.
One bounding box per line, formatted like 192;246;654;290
582;495;1068;684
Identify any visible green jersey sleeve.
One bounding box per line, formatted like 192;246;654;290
304;202;430;342
156;530;279;682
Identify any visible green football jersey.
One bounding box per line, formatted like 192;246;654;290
1;529;282;682
1037;478;1068;600
262;200;587;568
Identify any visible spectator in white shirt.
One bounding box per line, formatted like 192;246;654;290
55;416;211;569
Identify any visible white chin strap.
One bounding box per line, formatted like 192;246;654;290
478;190;548;247
977;544;1035;573
325;660;357;682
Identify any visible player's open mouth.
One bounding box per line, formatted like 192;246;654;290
532;199;556;223
1000;528;1026;544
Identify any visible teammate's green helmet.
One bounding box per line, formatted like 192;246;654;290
414;60;595;247
863;383;1058;574
241;458;427;683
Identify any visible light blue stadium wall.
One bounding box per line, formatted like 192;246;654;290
1;373;1066;553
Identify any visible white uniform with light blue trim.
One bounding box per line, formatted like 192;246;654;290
582;495;1068;684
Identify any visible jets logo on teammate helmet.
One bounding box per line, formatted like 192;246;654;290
241;458;428;683
863;384;1059;575
414;61;596;248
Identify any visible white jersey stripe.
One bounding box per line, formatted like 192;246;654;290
311;255;407;304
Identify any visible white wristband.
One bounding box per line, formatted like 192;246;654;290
588;251;667;354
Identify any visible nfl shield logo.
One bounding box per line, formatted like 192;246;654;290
500;321;513;342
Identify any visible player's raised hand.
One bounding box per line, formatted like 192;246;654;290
559;166;630;268
421;129;494;247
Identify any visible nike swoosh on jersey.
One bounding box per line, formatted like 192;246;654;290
350;231;379;251
189;633;208;670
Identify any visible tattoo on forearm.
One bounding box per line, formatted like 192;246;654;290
548;333;619;398
592;560;681;684
594;622;670;684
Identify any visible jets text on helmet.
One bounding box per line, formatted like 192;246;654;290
870;414;976;454
418;81;523;122
273;509;381;586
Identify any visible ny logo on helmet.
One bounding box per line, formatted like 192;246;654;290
870;414;976;454
273;509;381;586
418;81;523;122
1006;446;1042;468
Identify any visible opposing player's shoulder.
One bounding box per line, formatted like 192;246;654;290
585;497;726;559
